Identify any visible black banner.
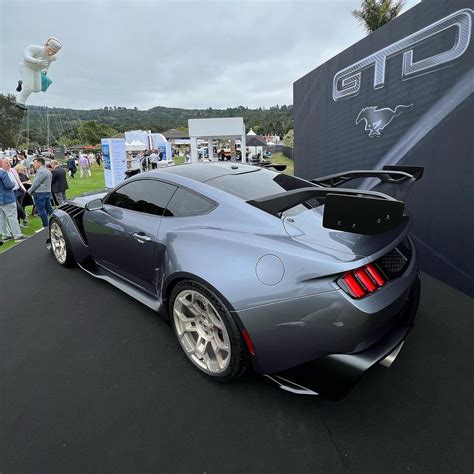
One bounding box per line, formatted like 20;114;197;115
294;0;474;295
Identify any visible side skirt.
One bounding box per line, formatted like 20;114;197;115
79;260;162;312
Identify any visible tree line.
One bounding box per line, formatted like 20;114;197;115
0;93;293;148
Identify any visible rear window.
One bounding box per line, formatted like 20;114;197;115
164;188;216;217
206;169;318;216
206;170;311;200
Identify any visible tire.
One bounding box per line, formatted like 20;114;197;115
49;218;76;268
170;280;248;382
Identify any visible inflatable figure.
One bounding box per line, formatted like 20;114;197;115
15;37;62;110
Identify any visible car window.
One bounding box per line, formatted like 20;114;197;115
206;170;311;200
106;179;177;216
206;170;320;217
164;188;216;217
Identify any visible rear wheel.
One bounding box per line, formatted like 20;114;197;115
49;219;76;268
170;280;248;381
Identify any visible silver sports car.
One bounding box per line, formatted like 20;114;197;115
47;163;423;399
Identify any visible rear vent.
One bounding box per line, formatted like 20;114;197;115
60;203;85;219
376;238;412;280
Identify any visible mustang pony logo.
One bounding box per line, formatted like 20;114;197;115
355;104;414;137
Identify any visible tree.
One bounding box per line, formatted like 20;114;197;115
69;120;117;145
352;0;405;33
283;129;294;148
0;94;24;148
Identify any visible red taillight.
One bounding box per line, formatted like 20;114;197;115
354;268;377;292
365;263;385;286
338;263;386;299
342;273;367;298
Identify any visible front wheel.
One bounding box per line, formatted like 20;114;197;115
49;218;76;268
170;280;248;381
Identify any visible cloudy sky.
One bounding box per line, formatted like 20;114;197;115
0;0;419;111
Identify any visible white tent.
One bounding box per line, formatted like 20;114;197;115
125;139;147;152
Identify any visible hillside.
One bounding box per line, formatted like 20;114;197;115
17;102;293;147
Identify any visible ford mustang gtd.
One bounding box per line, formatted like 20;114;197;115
47;163;423;399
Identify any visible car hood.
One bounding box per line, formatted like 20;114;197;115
67;189;108;208
283;206;410;259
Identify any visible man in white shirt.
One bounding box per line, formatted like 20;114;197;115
149;150;159;170
16;37;62;110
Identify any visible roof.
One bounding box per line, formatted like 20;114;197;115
162;128;189;139
157;163;260;183
246;135;267;147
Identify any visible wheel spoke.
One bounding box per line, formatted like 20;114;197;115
194;336;208;359
191;301;207;318
212;333;230;352
174;306;195;324
207;306;224;328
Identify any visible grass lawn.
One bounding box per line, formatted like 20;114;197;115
0;154;294;254
0;166;106;254
266;152;294;175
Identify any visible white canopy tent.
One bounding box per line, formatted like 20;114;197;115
188;117;247;164
125;139;147;152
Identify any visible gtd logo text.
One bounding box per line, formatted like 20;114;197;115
332;9;473;101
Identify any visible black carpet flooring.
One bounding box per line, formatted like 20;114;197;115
1;233;473;473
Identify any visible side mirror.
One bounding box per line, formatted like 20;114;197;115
85;198;104;211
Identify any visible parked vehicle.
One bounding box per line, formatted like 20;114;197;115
47;163;423;399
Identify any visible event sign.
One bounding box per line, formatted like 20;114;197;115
101;138;127;188
293;0;473;295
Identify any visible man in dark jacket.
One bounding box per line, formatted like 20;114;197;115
50;160;69;205
66;153;77;178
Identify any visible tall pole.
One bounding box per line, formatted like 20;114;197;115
26;112;29;150
46;107;50;149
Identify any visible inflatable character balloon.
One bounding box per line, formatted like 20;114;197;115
15;37;62;110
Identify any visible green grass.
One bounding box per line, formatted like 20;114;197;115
266;152;294;175
0;166;106;254
0;155;294;254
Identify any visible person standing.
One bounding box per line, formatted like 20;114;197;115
4;159;28;226
66;153;77;178
149;150;159;170
50;160;69;205
79;153;90;178
0;159;26;241
27;157;53;228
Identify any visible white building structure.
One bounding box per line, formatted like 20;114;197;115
188;117;246;164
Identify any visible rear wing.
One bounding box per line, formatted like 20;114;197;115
247;187;405;235
311;166;424;187
311;166;423;202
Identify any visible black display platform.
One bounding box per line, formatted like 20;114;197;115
1;233;472;473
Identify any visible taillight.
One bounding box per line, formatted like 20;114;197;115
337;263;386;299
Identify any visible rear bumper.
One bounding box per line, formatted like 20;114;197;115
267;275;420;400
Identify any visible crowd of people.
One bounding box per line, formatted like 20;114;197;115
129;149;165;172
0;148;77;246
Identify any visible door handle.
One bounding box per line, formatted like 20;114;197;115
132;232;152;243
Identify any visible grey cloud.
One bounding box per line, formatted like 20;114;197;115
0;0;420;110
